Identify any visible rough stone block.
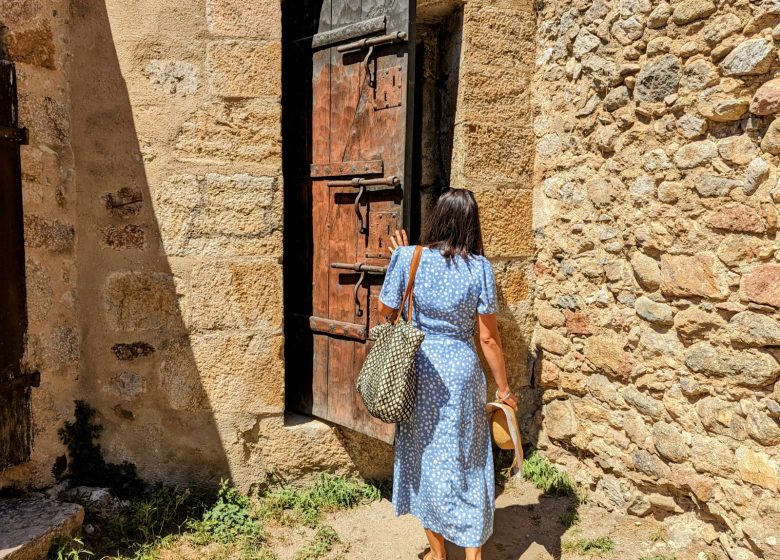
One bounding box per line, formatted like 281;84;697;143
160;333;284;413
0;496;83;560
474;188;533;258
493;260;529;306
462;4;535;70
741;264;780;308
153;174;282;257
459;64;531;124
176;98;281;174
583;331;635;380
143;60;199;95
23;215;74;253
188;259;283;332
103;272;181;332
543;399;577;440
206;41;281;98
453;122;533;184
206;0;281;39
660;253;729;300
5;20;56;69
736;446;779;491
100;224;146;250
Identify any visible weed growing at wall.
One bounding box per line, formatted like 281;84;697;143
562;536;616;556
521;452;577;497
293;526;341;560
189;480;264;545
57;401;143;499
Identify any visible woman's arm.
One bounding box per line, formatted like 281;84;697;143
377;300;399;323
478;313;518;410
377;229;410;323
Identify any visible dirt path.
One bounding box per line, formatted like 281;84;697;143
265;480;724;560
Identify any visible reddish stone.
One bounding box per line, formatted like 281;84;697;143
564;310;591;335
660;253;729;299
750;78;780;115
707;203;765;233
741;264;780;308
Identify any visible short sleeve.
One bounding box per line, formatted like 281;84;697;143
477;257;498;314
379;247;408;309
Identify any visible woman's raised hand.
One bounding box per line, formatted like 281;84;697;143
388;228;409;254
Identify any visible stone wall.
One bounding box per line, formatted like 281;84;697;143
533;0;780;552
1;0;537;493
0;0;81;488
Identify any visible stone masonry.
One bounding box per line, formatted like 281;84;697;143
0;0;535;498
533;0;780;554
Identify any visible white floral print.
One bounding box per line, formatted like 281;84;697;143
379;245;498;548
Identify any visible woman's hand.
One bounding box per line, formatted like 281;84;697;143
388;228;409;255
497;388;519;411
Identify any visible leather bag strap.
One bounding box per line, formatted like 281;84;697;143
396;246;424;325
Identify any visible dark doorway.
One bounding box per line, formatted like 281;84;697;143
282;0;461;442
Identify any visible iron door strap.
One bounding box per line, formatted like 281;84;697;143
331;262;388;318
0;370;40;390
328;176;401;234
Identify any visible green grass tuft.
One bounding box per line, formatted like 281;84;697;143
189;479;264;545
522;451;577;497
294;526;341;560
562;536;615;556
258;473;380;527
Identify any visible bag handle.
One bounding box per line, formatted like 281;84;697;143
396;245;424;325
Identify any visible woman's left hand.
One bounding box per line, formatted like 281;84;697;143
388;228;409;255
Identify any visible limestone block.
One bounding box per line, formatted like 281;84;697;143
459;64;530;124
543;399;577;440
633;449;672;480
760;119;780;155
143;60;198;95
653;422;689;463
206;41;281;98
635;296;674;325
160;333;284;412
188;259;283;332
23;215;75;253
635;55;681;102
103;272;181;332
730;311;780;347
717;235;775;268
535;328;570;355
746;408;780;446
673;140;716;169
100;224;146;250
703;13;742;46
684;342;780;387
25;257;53;325
720;39;775;76
696;396;748;440
454;122;533;183
648;2;671;28
623;386;666;420
673;307;725;341
671;0;716;25
698;95;749;122
740;264;780;308
660;253;729;299
536;302;565;328
707;203;766;233
176;98;281;174
694;174;743;198
4;21;56;69
717;135;757;166
462;4;534;70
583;331;635;380
0;496;84;560
493;260;530;306
206;0;281;39
736;446;779;491
473;188;533;258
691;435;735;477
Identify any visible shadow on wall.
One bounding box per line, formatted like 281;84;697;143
68;0;230;485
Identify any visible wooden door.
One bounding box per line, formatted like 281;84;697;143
0;60;36;470
308;0;416;443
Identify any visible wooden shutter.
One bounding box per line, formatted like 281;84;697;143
0;60;36;470
308;0;416;443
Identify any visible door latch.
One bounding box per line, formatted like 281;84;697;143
330;262;387;317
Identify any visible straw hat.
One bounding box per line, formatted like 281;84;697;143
485;400;523;476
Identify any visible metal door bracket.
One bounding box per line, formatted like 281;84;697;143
330;262;388;317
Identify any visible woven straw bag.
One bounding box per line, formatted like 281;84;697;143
357;246;425;423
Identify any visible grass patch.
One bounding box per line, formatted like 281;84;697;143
522;452;577;497
562;536;615;556
189;481;264;545
258;473;380;527
293;526;341;560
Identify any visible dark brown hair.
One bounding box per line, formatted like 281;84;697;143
420;188;485;259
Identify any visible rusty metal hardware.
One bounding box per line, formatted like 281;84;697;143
0;125;28;145
331;262;388;317
0;370;40;390
337;32;407;87
328;176;401;235
327;176;400;188
336;31;407;53
312;16;386;49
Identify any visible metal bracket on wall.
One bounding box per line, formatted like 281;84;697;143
0;125;28;145
0;370;40;391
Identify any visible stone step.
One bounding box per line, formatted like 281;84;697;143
0;495;84;560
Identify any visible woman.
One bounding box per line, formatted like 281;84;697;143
377;188;518;560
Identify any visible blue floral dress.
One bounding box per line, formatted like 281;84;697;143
379;245;498;548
